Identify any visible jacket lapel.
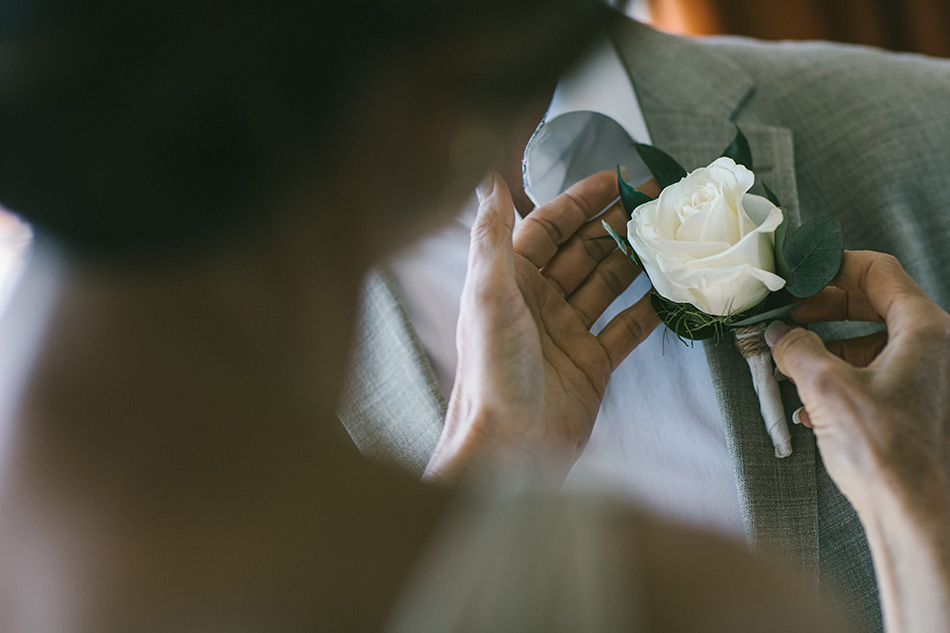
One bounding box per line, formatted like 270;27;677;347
609;17;819;579
338;269;446;476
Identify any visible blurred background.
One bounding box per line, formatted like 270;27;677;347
0;0;946;314
627;0;950;57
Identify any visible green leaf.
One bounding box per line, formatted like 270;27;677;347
721;126;753;171
651;293;721;341
635;143;687;189
773;207;792;283
730;302;802;327
783;216;844;298
617;166;653;218
601;219;643;269
762;181;783;208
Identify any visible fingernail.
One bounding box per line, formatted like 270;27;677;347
774;366;787;382
619;165;632;182
765;321;792;348
792;406;804;425
475;173;494;202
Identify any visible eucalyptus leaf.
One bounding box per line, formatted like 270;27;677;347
721;126;753;171
773;207;792;283
635;143;687;189
617;166;653;218
730;302;802;327
783;216;844;298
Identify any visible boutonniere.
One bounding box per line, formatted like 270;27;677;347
604;128;844;458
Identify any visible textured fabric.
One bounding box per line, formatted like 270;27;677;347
338;270;446;476
386;492;642;633
341;15;950;633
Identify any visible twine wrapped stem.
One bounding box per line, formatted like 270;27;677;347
734;323;792;458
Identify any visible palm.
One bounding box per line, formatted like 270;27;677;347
516;256;613;451
425;171;659;482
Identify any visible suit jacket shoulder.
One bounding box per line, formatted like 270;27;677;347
706;35;950;313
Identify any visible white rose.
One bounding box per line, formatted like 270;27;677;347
627;157;786;316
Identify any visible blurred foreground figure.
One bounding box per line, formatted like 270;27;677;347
0;2;946;633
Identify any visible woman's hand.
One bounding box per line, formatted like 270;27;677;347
767;251;950;518
767;250;950;633
423;171;660;484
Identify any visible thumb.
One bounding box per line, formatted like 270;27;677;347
469;171;516;272
766;321;851;392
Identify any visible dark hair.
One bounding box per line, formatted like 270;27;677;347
0;0;603;258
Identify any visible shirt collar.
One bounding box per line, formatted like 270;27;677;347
523;34;652;206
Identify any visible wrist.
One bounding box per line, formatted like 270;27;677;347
422;392;488;485
857;464;950;538
422;388;572;486
857;488;950;633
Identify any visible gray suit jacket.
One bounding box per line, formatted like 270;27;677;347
340;17;950;633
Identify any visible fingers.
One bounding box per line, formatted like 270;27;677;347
791;285;881;324
568;249;641;328
765;321;854;395
824;330;888;368
538;200;631;296
597;291;661;371
802;251;933;329
513;170;620;269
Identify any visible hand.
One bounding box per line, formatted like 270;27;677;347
768;251;950;633
766;251;950;522
422;171;660;484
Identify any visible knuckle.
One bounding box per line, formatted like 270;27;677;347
619;310;651;347
859;250;900;266
470;216;502;245
574;307;595;329
581;234;608;261
563;190;595;220
524;214;565;247
875;252;902;269
865;252;906;285
544;274;567;297
593;264;629;297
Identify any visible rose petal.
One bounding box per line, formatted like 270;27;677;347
709;157;755;195
679;193;740;243
742;193;778;226
663;263;783;315
626;157;786;316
